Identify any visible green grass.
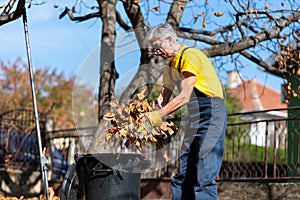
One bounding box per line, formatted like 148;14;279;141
223;139;287;164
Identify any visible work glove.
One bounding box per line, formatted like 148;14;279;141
145;110;163;127
136;110;163;135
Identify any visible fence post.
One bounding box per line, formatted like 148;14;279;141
264;121;268;179
287;77;300;178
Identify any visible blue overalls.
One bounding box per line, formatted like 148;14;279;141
170;48;228;200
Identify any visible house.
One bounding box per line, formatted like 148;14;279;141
227;70;287;147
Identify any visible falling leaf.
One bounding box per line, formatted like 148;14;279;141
53;5;59;8
152;6;159;11
214;12;224;17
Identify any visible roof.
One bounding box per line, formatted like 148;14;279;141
229;80;287;115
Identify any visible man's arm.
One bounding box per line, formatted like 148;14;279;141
156;85;174;108
158;72;196;117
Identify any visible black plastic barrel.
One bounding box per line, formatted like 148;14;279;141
75;153;150;200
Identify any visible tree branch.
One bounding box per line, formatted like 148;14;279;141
179;23;238;37
239;50;283;77
1;0;16;15
177;30;222;45
0;0;25;26
202;11;300;57
116;10;132;31
59;7;100;22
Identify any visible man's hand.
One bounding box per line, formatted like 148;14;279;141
136;110;162;135
145;110;163;127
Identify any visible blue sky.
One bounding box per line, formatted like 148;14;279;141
0;1;284;93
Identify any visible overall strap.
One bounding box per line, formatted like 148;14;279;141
177;47;192;72
168;47;192;88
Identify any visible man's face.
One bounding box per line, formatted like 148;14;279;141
151;38;173;59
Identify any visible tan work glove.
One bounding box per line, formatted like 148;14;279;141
146;110;163;127
136;110;163;135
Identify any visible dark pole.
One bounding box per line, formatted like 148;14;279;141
22;8;49;200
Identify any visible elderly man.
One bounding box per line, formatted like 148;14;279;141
145;23;228;200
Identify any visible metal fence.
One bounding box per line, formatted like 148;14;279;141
219;106;300;181
0;109;47;171
1;107;299;183
44;106;300;182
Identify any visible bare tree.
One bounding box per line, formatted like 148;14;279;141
58;0;300;118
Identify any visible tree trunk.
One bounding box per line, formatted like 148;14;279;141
98;0;118;121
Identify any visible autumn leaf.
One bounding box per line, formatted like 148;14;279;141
152;6;159;11
198;12;205;17
148;135;157;142
202;18;206;28
135;140;142;152
103;112;115;120
119;129;128;138
214;12;224;17
137;88;147;100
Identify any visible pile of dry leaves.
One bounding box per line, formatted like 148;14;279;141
101;93;178;153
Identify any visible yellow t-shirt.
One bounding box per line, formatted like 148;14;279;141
163;45;224;98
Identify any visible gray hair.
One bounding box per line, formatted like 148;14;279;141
144;23;178;47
